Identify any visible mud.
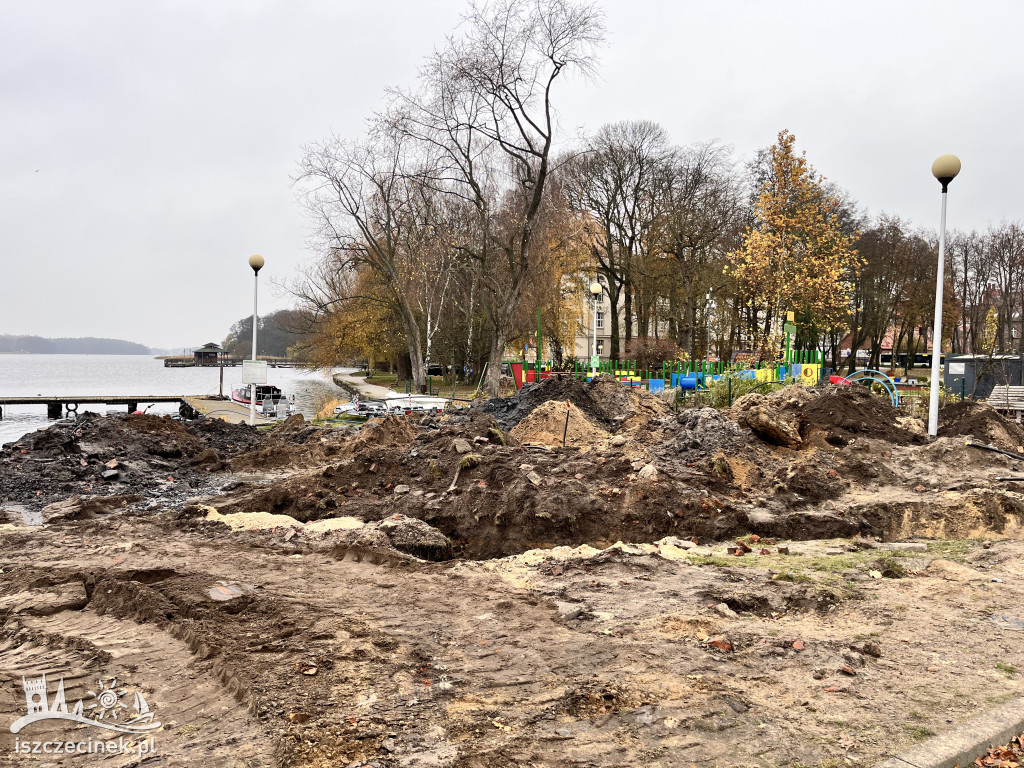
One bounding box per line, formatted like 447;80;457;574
4;384;1024;766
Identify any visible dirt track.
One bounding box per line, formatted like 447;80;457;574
3;379;1024;767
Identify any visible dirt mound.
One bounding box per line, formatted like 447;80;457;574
1;412;280;509
509;401;608;447
481;374;668;433
346;415;418;451
733;385;921;448
659;407;746;457
937;400;1024;451
482;375;608;430
587;376;671;429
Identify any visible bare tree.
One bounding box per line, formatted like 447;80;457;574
390;0;604;395
560;120;673;357
654;140;744;358
295;124;459;391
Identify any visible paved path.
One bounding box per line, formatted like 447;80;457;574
332;370;397;400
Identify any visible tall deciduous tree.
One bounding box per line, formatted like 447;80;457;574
728;130;861;357
392;0;604;395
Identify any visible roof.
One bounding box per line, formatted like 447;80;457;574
197;343;224;352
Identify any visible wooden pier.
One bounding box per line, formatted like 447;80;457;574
161;356;299;368
0;395;281;425
0;395;191;420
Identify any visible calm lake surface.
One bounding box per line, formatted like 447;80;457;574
0;354;341;444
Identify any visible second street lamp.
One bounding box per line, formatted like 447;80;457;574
590;281;602;378
927;154;961;437
247;254;265;427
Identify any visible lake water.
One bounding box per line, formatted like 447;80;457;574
0;354;343;444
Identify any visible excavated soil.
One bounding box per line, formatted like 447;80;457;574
5;384;1024;766
937;399;1024;451
509;401;609;447
481;374;669;432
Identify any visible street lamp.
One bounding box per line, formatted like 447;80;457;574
248;254;264;426
590;281;602;378
927;154;961;437
706;287;713;368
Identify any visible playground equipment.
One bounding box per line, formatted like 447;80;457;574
839;369;899;407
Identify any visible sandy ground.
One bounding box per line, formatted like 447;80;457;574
1;517;1023;768
3;379;1024;767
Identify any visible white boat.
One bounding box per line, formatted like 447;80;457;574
383;393;449;415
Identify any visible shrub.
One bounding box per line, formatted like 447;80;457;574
706;375;783;408
625;337;681;371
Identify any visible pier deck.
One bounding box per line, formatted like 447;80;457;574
0;395;191;419
181;396;277;424
0;395;280;424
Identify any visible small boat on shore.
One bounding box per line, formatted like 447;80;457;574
230;385;295;416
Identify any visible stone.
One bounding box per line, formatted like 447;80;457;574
101;469;119;481
555;601;584;621
880;542;928;553
637;464;658;482
394;485;411;495
453;438;472;454
610;435;627;447
714;602;739;619
735;404;802;448
858;640;882;658
104;459;119;469
527;471;542;487
842;650;865;668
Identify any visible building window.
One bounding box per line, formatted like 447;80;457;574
596;340;605;355
596;311;604;329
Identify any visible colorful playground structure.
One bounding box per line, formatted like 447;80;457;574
508;349;827;394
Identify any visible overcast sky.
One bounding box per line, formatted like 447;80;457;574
2;0;1021;349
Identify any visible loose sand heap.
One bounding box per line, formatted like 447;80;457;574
203;506;364;533
509;400;609;447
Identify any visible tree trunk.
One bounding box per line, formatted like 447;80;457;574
396;352;412;382
484;325;508;398
623;279;634;349
605;277;622;361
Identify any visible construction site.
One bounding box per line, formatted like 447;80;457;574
2;376;1024;767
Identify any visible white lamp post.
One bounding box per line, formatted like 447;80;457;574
927;155;961;437
590;281;602;378
248;254;264;426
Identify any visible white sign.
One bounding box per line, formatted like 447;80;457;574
948;362;966;375
242;360;268;385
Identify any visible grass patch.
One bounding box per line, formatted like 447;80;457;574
362;372;516;398
458;453;482;469
996;662;1018;678
904;724;936;740
927;540;976;563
